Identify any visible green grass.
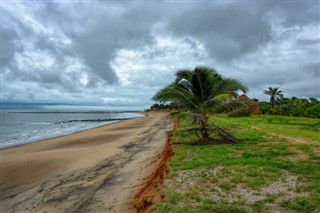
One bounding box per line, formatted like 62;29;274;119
157;113;320;213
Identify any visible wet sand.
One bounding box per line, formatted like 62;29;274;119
1;112;171;212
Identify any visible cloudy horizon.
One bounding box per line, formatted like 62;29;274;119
1;1;319;110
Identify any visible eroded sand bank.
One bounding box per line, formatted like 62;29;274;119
1;112;171;213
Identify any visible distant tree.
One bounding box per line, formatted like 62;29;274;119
291;98;309;117
152;66;247;144
309;97;319;104
252;98;259;103
264;87;283;108
150;103;170;110
258;94;320;118
305;104;320;118
259;101;270;114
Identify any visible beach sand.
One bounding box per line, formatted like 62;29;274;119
1;112;171;212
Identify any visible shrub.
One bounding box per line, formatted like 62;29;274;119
228;108;250;117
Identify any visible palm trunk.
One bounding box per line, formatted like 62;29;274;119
271;96;275;108
200;119;210;144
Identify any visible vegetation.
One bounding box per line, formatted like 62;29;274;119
259;96;320;118
259;87;320;118
150;67;319;212
150;103;172;110
152;66;247;144
157;113;320;213
150;87;320;118
149;68;319;212
227;108;250;117
263;87;283;108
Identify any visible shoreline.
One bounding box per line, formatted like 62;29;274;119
1;111;171;212
1;111;145;150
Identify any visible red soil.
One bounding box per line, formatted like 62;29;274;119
131;132;173;213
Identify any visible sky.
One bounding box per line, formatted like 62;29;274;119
1;1;319;110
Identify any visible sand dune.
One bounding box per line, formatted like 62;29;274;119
1;112;171;212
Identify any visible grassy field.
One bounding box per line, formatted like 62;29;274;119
157;113;320;213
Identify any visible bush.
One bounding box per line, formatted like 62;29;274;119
228;108;250;117
305;104;320;118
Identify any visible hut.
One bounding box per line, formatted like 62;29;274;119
237;95;261;115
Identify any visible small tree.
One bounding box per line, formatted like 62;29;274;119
152;66;247;144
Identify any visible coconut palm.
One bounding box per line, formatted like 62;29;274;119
264;87;283;108
152;66;247;144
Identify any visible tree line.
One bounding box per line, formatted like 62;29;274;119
150;84;320;119
258;87;320;118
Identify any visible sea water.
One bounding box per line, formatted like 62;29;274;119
0;110;144;149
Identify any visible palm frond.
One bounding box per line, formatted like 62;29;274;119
211;78;247;98
175;69;193;84
153;67;248;113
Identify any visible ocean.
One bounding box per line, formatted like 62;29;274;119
0;110;144;149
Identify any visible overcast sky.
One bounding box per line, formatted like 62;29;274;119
1;1;319;110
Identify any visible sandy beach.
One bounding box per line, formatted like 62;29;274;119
1;112;171;212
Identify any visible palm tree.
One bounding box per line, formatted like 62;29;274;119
152;66;247;144
264;87;283;108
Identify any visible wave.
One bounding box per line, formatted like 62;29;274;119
1;112;144;149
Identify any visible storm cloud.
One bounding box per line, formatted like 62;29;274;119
1;1;319;109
